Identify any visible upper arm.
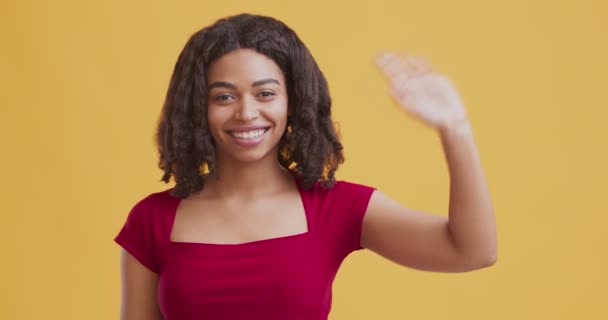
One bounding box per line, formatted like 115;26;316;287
119;249;164;320
360;190;471;272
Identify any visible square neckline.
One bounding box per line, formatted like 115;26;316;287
165;169;313;253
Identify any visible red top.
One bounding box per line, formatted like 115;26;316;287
114;174;376;320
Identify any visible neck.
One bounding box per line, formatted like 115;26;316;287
205;155;294;199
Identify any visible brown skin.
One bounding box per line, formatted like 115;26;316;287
120;251;163;320
171;49;308;245
360;52;497;272
120;49;497;319
120;49;309;320
155;14;345;199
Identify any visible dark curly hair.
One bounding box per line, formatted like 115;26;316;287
155;13;344;199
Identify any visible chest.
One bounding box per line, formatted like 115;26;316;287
159;234;337;320
170;191;308;245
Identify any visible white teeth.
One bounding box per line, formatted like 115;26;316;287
231;129;266;140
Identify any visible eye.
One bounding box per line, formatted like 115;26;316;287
214;94;234;103
257;91;276;98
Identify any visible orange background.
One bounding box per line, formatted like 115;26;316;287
2;0;607;319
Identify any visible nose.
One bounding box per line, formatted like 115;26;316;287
234;96;259;122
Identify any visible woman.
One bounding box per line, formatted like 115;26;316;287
115;13;497;320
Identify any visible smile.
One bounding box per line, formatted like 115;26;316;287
227;128;270;147
228;128;268;140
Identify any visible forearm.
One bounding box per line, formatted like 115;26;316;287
439;119;497;267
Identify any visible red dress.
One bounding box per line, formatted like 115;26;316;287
114;175;376;320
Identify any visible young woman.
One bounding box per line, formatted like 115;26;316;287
115;13;497;320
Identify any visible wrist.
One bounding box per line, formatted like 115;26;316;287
438;117;472;136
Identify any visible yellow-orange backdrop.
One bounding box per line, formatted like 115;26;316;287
2;0;607;319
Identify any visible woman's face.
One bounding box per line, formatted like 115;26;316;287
206;48;289;165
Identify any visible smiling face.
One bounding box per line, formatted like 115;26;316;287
206;48;289;166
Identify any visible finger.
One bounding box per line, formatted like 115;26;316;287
396;51;417;73
376;52;408;78
406;56;423;75
402;56;434;78
389;75;412;100
391;72;409;88
417;56;438;77
413;56;435;75
374;52;397;72
389;86;415;112
374;52;394;68
384;59;407;79
389;85;407;105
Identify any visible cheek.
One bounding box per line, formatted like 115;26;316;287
207;104;228;123
206;107;228;137
269;97;289;125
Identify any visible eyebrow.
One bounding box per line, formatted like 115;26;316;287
252;78;280;87
207;78;280;90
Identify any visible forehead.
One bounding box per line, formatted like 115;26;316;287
206;48;285;84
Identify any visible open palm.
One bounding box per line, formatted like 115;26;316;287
375;52;468;130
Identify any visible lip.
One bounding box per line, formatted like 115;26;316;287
228;127;269;147
227;125;271;133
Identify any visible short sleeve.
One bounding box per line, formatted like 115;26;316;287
114;197;161;273
330;181;376;257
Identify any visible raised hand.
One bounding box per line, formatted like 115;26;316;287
375;52;469;131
